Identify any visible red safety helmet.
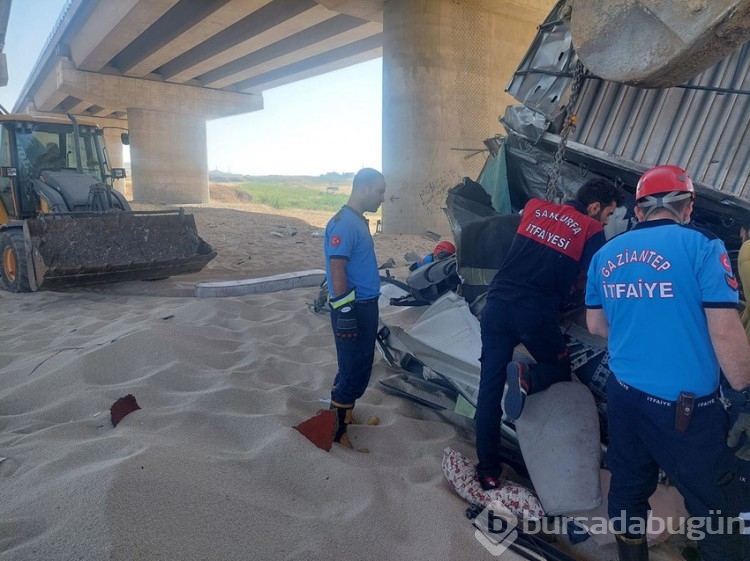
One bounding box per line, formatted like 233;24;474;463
635;165;695;201
433;240;456;255
636;165;695;221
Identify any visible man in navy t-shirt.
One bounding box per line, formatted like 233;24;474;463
324;168;386;447
475;177;624;490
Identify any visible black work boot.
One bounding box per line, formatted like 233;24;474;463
615;534;648;561
330;404;354;447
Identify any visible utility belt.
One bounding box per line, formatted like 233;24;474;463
614;377;718;433
355;297;379;305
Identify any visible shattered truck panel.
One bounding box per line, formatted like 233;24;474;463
505;0;750;205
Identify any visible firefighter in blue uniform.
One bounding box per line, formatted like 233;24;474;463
586;165;750;561
324;168;386;447
475;178;625;490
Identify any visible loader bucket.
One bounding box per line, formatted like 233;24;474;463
23;210;216;291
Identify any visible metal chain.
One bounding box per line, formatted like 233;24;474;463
546;60;586;203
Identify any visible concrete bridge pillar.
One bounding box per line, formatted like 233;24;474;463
27;58;261;204
127;109;208;204
381;0;550;235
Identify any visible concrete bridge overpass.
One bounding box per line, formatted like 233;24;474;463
14;0;555;234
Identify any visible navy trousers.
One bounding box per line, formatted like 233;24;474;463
330;298;379;407
475;297;571;478
606;376;749;561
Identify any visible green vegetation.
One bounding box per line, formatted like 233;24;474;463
208;172;385;215
208;170;354;185
236;181;349;212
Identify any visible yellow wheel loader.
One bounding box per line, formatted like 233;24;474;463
0;114;215;292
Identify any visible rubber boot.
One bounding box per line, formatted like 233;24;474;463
330;404;355;448
615;534;648;561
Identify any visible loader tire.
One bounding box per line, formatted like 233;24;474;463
0;229;31;293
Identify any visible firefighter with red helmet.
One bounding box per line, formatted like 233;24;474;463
586;165;750;561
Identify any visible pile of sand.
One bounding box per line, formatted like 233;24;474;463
0;198;688;561
0;201;492;560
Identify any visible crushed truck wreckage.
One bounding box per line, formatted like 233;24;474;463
360;1;750;549
374;0;750;447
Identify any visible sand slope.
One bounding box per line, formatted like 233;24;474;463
0;204;509;560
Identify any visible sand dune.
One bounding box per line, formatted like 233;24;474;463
0;288;488;560
0;203;503;560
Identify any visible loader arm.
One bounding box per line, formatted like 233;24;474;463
0;0;10;88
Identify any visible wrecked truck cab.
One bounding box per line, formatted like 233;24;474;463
374;0;750;508
376;148;750;453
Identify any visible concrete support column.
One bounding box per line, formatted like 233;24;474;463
381;0;541;235
127;108;208;204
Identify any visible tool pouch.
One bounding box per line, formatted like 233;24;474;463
675;391;695;433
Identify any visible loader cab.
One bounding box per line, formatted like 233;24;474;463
0;118;113;219
13;121;108;184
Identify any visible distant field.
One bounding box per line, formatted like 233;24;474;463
209;171;352;190
205;171;369;212
239;175;353;194
235;181;350;212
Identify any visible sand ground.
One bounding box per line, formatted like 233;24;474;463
0;186;688;560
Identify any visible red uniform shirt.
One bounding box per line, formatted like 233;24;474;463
488;198;606;309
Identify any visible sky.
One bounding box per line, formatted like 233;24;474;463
0;0;382;177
